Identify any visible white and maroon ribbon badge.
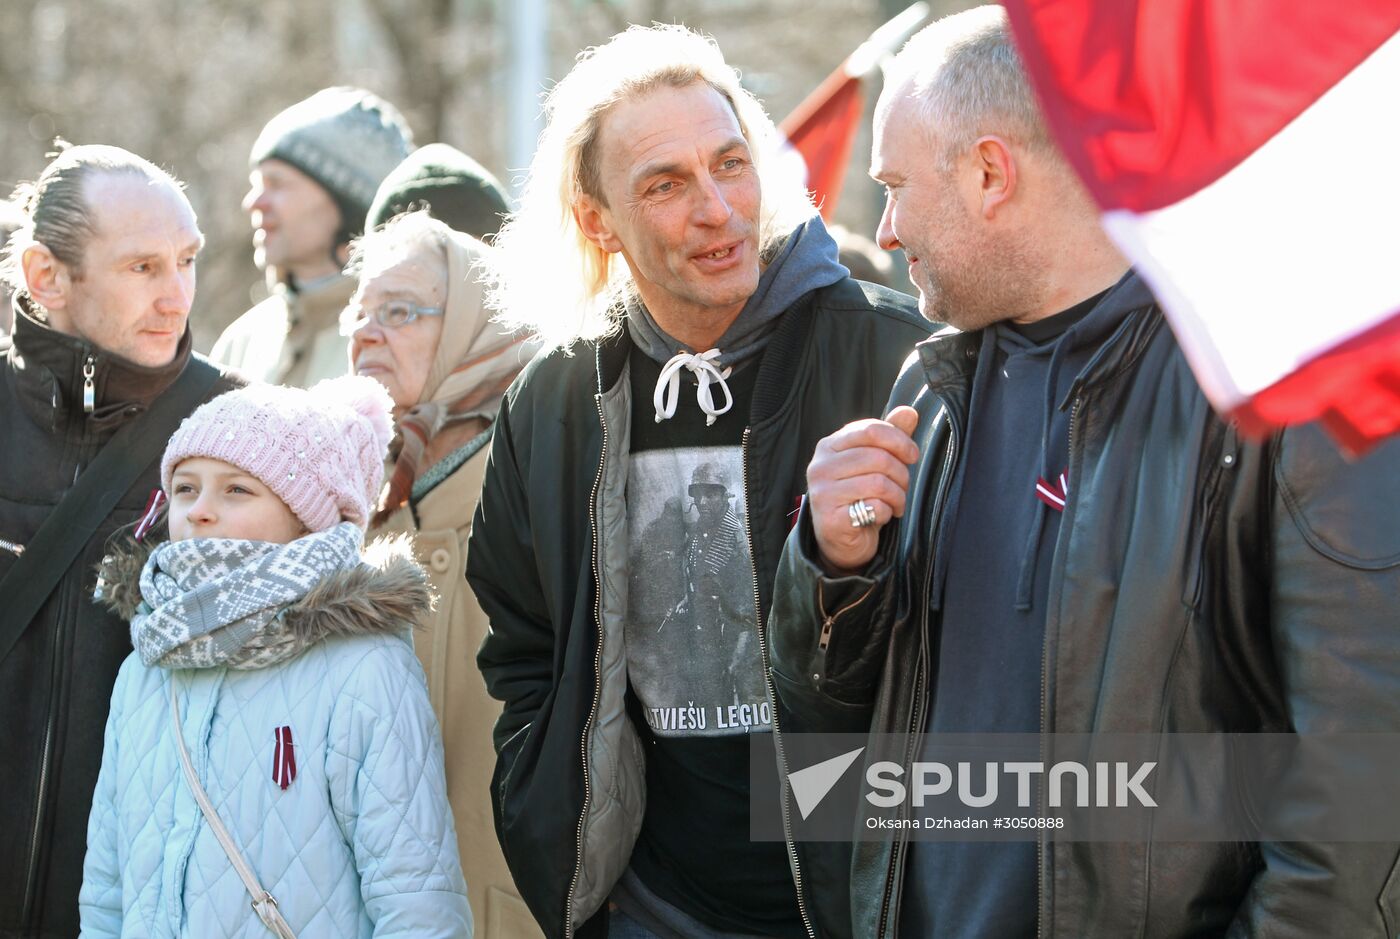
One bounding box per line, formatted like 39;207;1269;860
272;725;297;790
133;489;167;542
1035;471;1070;512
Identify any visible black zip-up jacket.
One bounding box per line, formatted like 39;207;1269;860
467;279;931;938
768;273;1400;938
0;303;240;938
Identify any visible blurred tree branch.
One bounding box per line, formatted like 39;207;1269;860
363;0;457;141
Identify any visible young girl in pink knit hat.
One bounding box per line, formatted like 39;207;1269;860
78;376;472;938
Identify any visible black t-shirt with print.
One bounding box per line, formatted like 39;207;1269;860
623;341;804;938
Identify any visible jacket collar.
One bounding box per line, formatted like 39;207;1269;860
6;295;194;434
596;325;630;395
278;270;355;316
914;269;1161;406
1057;273;1160;408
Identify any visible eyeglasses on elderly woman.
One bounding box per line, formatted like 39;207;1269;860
339;300;446;336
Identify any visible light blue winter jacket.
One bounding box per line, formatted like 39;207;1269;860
78;543;473;938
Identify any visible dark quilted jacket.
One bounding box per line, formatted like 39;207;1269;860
0;301;241;938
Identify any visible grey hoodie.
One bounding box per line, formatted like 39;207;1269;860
625;216;850;373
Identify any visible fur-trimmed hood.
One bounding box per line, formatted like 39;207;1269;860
97;533;434;645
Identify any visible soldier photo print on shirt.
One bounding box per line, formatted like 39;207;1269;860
626;445;772;738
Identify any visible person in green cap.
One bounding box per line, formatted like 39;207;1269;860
366;142;511;243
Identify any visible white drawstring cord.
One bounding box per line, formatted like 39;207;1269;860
653;349;734;426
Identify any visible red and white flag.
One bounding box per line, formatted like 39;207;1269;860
1003;0;1400;454
780;3;930;219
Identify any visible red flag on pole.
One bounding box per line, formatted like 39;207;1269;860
1003;0;1400;454
779;3;930;220
780;71;864;220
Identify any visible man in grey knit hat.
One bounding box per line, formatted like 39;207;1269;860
212;86;413;387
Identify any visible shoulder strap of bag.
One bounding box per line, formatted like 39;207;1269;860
170;681;297;939
0;357;221;660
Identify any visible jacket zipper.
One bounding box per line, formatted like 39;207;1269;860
564;393;610;936
1036;393;1083;939
0;536;24;556
82;354;96;413
22;703;57;922
748;427;818;939
21;399;98;923
815;582;877;656
877;426;958;938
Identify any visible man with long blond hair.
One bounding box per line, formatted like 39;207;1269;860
467;24;930;938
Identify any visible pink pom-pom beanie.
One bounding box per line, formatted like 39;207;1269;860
161;376;395;532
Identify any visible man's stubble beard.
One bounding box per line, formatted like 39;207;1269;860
923;223;1045;332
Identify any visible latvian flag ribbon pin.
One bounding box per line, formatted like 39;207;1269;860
1036;471;1069;512
272;725;297;790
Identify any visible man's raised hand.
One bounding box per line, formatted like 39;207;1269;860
805;405;920;574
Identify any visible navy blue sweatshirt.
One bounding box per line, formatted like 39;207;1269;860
902;286;1116;939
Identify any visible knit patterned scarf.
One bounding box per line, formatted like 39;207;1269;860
130;522;364;670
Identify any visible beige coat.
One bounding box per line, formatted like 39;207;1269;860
210;274;355;387
375;448;541;939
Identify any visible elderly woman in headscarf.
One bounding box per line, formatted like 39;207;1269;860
345;205;540;938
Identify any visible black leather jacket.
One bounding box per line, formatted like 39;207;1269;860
769;274;1400;938
0;304;240;938
467;279;931;937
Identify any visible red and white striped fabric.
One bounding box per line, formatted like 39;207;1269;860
1003;1;1400;454
272;724;297;790
1035;471;1068;512
780;70;864;220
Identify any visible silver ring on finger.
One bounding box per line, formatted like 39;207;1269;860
848;499;877;529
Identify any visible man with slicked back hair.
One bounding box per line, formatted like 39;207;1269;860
0;144;241;937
